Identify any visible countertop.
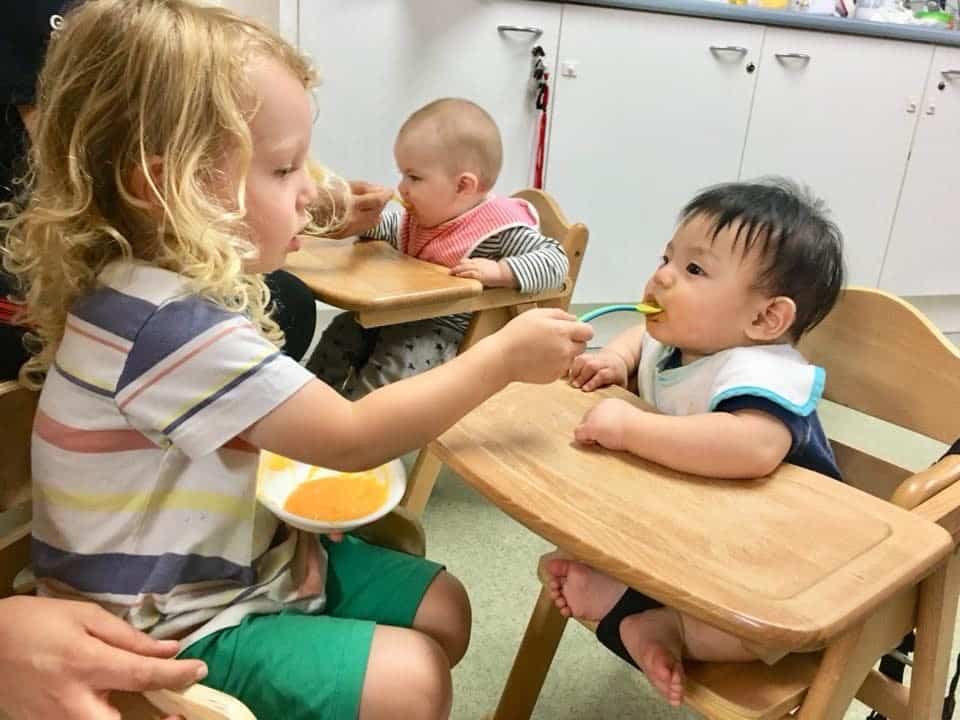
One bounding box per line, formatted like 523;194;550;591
552;0;960;46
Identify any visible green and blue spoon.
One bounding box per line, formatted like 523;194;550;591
578;302;662;323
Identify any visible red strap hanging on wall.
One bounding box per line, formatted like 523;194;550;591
533;73;549;190
530;45;549;190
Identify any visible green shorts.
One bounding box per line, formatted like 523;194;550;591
179;535;443;720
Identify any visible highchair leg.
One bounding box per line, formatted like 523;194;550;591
799;586;918;720
796;624;875;720
459;306;514;351
906;553;960;719
400;305;521;517
401;449;443;516
492;584;569;720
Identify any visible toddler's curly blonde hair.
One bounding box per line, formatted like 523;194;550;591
2;0;347;387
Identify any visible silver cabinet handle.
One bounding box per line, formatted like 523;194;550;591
941;69;960;80
775;52;811;62
497;25;543;37
710;45;748;54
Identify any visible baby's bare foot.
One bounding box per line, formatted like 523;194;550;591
638;639;685;707
621;610;685;707
544;556;626;621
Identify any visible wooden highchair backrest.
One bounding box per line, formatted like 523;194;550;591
512;188;588;312
798;287;960;504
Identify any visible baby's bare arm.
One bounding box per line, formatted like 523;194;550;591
624;409;791;478
604;324;645;373
577;400;791;479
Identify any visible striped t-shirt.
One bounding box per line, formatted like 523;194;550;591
31;261;322;646
365;208;569;333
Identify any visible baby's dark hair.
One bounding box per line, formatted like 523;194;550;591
679;178;845;340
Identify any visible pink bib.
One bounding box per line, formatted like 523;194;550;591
398;195;539;268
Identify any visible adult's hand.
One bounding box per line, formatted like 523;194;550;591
328;180;393;238
0;596;207;720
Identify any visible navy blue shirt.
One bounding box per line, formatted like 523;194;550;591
716;395;842;481
661;348;842;481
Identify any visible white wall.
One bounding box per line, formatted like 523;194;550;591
219;1;960;340
906;296;960;336
205;0;279;31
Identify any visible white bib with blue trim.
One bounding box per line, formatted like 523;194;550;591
636;335;825;417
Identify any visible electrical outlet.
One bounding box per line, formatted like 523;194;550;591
560;60;579;78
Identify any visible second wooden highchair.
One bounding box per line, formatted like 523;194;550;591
492;287;960;720
401;188;589;514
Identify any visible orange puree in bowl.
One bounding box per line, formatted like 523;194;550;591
283;470;388;522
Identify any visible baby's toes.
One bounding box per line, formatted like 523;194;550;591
668;686;683;705
545;557;570;579
667;665;684;706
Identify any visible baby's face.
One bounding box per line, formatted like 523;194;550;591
394;132;471;228
643;214;774;360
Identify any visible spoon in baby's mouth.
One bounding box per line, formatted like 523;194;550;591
392;191;411;210
578;302;663;323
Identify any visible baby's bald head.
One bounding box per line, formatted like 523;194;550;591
396;98;503;191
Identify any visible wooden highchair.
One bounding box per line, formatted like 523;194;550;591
493;287;960;720
400;188;589;514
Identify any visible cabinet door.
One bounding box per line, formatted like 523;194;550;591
297;1;561;195
880;47;960;297
740;28;931;287
547;5;762;302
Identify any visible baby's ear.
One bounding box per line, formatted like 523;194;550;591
747;295;796;343
456;172;481;196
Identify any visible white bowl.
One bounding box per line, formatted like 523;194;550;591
257;453;407;534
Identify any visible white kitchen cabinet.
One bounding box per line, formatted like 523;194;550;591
285;0;958;320
547;5;763;301
295;1;561;196
739;28;932;287
880;46;960;297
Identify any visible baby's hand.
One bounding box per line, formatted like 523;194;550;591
496;308;593;384
450;258;515;287
574;398;635;451
568;349;629;391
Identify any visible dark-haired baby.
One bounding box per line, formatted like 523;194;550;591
547;178;847;707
